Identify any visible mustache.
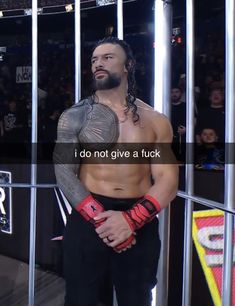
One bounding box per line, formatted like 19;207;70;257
93;69;109;75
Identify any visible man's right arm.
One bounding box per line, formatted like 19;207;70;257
53;109;135;251
53;109;105;224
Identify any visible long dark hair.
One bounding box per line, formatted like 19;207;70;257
91;37;139;124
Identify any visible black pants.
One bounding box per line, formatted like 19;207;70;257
63;193;161;306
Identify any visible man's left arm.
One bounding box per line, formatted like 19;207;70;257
118;116;179;231
144;115;179;210
95;114;179;248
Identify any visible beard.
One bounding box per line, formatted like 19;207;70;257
92;70;121;91
171;96;181;103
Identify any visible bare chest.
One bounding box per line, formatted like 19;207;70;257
79;102;156;145
117;114;156;143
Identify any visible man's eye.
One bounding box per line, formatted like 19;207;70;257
106;56;112;59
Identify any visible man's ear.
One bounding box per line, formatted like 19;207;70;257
124;63;129;73
124;60;133;73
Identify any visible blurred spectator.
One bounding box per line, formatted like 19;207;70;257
199;70;224;106
178;73;200;112
196;88;225;143
41;107;61;160
0;77;9;105
43;108;61;143
171;87;186;162
195;128;224;170
171;87;186;135
45;85;63;115
178;74;186;103
1;59;11;80
2;97;26;142
38;87;48;109
135;62;151;102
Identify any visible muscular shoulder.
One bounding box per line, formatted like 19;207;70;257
58;98;91;132
136;98;173;142
135;99;161;119
135;99;154;113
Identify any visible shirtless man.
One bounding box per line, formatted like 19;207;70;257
54;37;178;306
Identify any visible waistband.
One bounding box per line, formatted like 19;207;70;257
91;192;143;211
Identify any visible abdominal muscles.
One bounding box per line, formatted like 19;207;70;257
79;163;152;198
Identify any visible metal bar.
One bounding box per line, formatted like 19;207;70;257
161;1;172;117
75;0;81;103
117;0;123;39
0;183;57;188
222;0;235;304
178;191;234;214
113;2;124;305
224;0;235;213
154;0;168;113
222;214;234;306
154;1;172;306
0;183;233;213
182;0;195;305
156;208;170;306
28;0;38;305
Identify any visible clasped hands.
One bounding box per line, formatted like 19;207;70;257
94;210;136;253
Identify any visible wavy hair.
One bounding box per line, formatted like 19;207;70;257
91;37;139;124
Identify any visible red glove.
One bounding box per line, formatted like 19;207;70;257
76;195;106;227
122;194;161;231
76;195;134;252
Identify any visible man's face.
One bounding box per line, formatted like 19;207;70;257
201;129;218;143
171;88;182;103
91;43;127;90
209;90;224;106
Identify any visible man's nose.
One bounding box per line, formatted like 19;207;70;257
94;58;105;70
